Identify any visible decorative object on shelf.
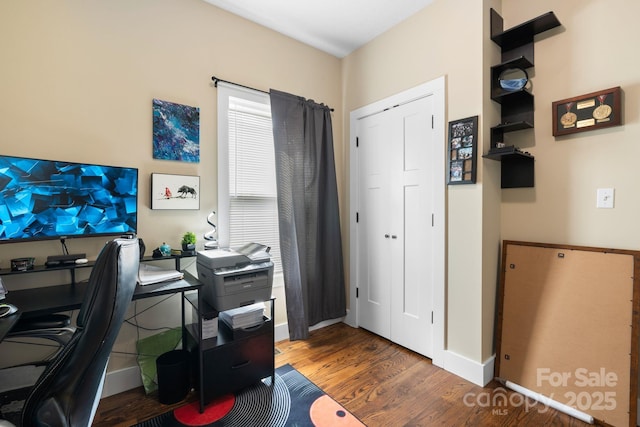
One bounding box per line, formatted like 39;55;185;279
159;242;171;257
11;257;35;272
552;86;621;137
498;68;529;92
448;116;478;185
204;211;219;250
152;98;200;163
151;173;200;210
181;232;196;255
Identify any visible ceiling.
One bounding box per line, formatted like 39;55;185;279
203;0;434;58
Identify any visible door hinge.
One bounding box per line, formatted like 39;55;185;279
356;137;359;147
356;287;359;298
431;311;434;324
431;213;434;227
356;212;359;223
431;115;434;129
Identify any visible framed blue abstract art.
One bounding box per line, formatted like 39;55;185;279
152;99;200;163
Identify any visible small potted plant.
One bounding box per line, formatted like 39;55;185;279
181;231;196;255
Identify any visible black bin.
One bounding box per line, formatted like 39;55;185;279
156;349;190;404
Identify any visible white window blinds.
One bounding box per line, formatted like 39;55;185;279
217;84;282;273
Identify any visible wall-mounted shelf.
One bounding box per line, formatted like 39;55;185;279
483;146;532;161
486;149;535;188
484;8;561;188
490;11;561;52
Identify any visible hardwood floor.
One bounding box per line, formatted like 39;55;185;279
94;323;591;426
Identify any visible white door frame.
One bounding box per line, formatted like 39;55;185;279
346;76;446;368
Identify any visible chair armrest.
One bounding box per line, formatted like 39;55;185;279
7;314;75;347
10;314;70;332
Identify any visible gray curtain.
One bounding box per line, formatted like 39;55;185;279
269;89;346;340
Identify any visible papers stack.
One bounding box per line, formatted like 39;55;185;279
220;302;265;329
192;310;219;339
137;264;184;286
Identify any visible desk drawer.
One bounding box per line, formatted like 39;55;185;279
192;329;274;403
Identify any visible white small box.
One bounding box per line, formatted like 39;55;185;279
192;310;218;340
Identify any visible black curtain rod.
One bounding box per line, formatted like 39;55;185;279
211;76;334;112
211;76;268;95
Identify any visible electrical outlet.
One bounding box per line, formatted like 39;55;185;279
596;188;614;209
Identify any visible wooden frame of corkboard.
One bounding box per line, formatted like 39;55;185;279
495;241;640;427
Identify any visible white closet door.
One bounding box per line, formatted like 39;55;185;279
388;96;434;357
356;110;392;338
356;95;435;357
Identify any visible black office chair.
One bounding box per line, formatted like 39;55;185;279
0;237;140;427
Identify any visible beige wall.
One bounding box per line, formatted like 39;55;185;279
499;0;640;250
0;0;342;371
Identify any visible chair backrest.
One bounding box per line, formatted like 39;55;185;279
21;238;140;427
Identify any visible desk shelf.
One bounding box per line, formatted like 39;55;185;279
0;253;195;286
141;254;195;272
0;262;94;276
0;261;94;286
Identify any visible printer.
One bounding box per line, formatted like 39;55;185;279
196;242;273;311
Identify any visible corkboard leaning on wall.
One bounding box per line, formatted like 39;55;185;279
495;241;640;427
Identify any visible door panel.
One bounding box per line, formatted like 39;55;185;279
356;95;435;357
402;184;421;318
357;115;391;338
390;98;434;357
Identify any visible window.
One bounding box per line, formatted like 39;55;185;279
217;83;282;274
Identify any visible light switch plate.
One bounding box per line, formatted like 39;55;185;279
596;188;614;208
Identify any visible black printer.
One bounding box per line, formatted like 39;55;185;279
196;243;273;311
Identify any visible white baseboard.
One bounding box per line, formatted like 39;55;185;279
443;350;495;387
102;366;142;398
274;322;289;342
310;317;344;331
274;317;344;343
344;308;356;327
